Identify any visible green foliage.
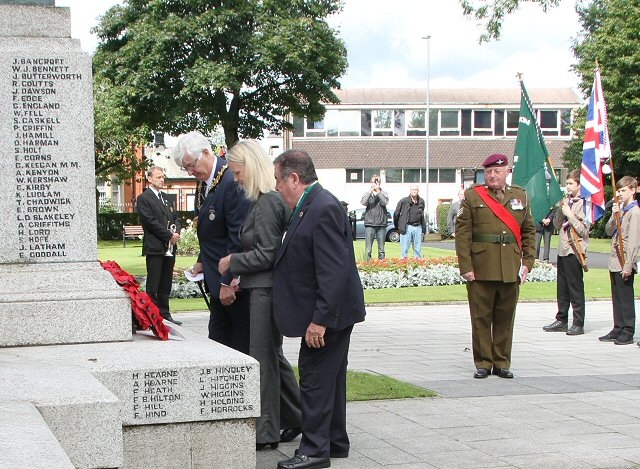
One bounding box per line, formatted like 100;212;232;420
176;219;200;256
92;0;348;147
459;0;561;42
571;0;640;180
437;203;451;239
93;71;151;179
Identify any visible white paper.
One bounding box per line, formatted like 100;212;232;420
184;269;204;282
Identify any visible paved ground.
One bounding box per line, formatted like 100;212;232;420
178;300;640;469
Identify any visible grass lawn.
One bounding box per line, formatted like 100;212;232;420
98;239;613;313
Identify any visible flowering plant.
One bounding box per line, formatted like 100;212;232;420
100;260;170;340
358;257;556;290
177;219;200;256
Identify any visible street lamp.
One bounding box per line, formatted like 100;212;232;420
422;35;431;232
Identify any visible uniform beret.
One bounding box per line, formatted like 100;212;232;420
482;153;509;167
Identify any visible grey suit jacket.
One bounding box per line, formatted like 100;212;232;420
229;191;290;289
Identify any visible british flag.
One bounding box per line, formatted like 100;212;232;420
581;69;609;222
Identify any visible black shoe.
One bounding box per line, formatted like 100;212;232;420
566;325;584;336
614;334;634;345
599;332;618;342
256;442;279;451
543;320;567;332
280;427;302;442
492;367;514;379
277;450;330;469
473;368;490;379
163;315;182;326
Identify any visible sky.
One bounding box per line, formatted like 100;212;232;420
55;0;582;92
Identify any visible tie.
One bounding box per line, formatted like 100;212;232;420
158;192;165;204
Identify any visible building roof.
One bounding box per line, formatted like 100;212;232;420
292;138;569;170
332;88;581;107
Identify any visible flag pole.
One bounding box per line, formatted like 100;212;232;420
596;62;625;266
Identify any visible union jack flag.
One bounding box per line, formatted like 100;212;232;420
581;69;609;222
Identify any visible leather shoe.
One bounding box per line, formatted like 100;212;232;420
614;334;634;345
566;325;584;336
543;320;567;332
473;368;490;379
163;315;182;326
492;367;514;379
280;427;302;443
277;450;330;469
599;332;618;342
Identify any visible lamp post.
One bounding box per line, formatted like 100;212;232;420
422;35;431;233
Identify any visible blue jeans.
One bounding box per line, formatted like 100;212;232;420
365;226;386;260
400;225;422;258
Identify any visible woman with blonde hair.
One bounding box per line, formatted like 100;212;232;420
218;140;302;450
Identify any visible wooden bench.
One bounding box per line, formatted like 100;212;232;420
122;225;144;247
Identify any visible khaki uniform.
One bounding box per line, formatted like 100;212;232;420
604;203;639;338
552;198;589;327
455;183;536;370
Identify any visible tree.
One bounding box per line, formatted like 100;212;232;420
93;71;151;180
567;0;640;179
459;0;561;42
92;0;348;147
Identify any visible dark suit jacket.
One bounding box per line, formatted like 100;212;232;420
273;183;366;337
229;191;290;289
137;188;180;256
197;157;251;297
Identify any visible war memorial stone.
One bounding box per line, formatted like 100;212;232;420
0;3;259;468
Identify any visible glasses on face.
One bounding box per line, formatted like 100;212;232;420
180;153;202;172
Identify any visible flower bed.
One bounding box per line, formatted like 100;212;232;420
357;257;557;290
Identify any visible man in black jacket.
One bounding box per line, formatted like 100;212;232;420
394;185;426;258
137;166;182;325
360;175;389;260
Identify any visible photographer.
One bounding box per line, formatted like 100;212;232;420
361;175;389;260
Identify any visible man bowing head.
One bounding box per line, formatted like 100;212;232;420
272;149;366;469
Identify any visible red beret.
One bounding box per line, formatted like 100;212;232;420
482;153;509;167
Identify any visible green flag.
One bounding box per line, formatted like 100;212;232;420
512;80;564;223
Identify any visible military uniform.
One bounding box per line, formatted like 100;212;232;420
455;182;535;372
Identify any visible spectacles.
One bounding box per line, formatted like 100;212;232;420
180;153;202;171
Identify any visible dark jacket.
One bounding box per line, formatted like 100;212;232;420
229;191;290;288
394;196;426;235
137;188;180;256
361;189;389;227
196;157;251;297
273;183;366;337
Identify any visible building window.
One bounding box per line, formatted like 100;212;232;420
403;169;421;183
560;109;572;136
385;168;402;183
306;117;326;137
339;110;361;137
346;169;363;183
506;110;519;136
429;109;438;136
364;169;380;182
473;110;492;136
406;110;426;136
325;110;339;137
373;110;393;136
361;110;372;136
461;110;471;136
293;116;304;137
494;109;505;136
439;169;456;183
440;110;460;136
539;110;559;136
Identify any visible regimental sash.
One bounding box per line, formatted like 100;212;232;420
474;186;522;251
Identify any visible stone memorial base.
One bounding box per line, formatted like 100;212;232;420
0;326;259;468
0;262;132;347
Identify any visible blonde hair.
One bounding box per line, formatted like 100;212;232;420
226;140;275;201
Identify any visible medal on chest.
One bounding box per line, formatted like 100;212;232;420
510;198;523;210
209;208;216;221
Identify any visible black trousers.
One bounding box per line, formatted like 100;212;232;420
298;326;353;459
208;291;250;355
610;271;636;336
145;254;176;317
556;254;586;327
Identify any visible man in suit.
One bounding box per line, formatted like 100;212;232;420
447;188;465;237
272;149;366;469
455;154;535;379
172;131;251;354
137;166;182;325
